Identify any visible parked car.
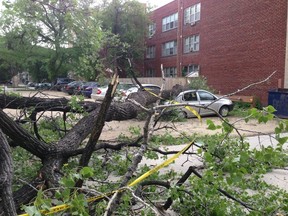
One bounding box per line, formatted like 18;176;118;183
35;82;52;90
54;78;75;91
77;81;98;98
62;81;84;95
168;89;234;117
123;84;161;98
91;83;135;101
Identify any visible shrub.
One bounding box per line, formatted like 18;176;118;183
188;76;215;92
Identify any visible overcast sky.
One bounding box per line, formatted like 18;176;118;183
0;0;174;12
138;0;173;9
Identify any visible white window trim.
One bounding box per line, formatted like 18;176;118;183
184;35;199;53
162;40;177;57
164;67;177;77
183;64;200;77
148;23;156;38
184;3;201;25
162;13;178;32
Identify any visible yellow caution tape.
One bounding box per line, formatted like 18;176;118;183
128;141;194;187
19;204;70;216
18;141;194;216
144;88;202;122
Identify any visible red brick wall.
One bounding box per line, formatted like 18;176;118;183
144;0;287;105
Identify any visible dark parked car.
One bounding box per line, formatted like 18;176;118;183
78;81;98;98
54;78;75;91
35;82;52;90
62;81;84;95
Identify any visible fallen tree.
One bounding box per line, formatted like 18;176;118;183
0;72;287;215
0;74;184;214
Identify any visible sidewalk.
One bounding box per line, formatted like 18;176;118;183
140;134;288;191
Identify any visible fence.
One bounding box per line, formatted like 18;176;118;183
119;77;192;89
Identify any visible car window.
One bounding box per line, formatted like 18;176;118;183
198;91;216;101
183;92;198;101
118;83;135;90
143;85;160;90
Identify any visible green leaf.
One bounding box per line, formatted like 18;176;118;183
62;177;75;187
265;105;276;113
222;122;233;133
204;152;213;162
206;119;220;130
22;206;41;216
277;137;288;145
80;167;94;178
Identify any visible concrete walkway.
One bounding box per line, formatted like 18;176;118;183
140;134;288;191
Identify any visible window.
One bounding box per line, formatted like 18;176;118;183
162;40;177;56
198;91;216;101
162;13;178;32
148;23;156;38
183;92;198;101
184;35;199;53
146;46;156;59
184;3;201;25
163;67;177;77
182;64;199;77
145;69;155;77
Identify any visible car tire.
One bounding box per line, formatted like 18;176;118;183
219;106;229;117
178;110;188;119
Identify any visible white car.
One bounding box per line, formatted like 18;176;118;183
122;84;161;98
171;89;234;117
91;83;135;101
91;83;161;101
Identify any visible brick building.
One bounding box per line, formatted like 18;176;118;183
143;0;288;104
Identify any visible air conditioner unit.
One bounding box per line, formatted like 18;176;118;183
191;22;196;26
149;33;154;38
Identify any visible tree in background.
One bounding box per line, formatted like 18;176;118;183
0;0;106;82
98;0;149;77
0;0;150;82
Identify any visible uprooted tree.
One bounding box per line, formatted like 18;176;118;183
0;74;288;215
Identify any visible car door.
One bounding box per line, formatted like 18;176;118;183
181;91;200;117
197;90;217;116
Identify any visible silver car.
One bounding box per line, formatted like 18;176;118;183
173;89;234;117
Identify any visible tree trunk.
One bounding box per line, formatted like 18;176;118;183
0;129;17;216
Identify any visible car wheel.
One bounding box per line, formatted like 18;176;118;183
178;110;187;119
219;106;229;117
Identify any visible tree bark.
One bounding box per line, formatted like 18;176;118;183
0;129;17;216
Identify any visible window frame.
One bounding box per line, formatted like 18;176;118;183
184;35;200;53
145;69;155;77
162;13;178;32
163;67;177;77
184;3;201;25
148;22;156;38
162;40;177;57
146;46;156;59
182;64;200;77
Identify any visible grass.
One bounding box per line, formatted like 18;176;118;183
229;101;251;117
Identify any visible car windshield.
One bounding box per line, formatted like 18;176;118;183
97;83;135;89
68;81;83;86
85;82;97;86
117;83;135;90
